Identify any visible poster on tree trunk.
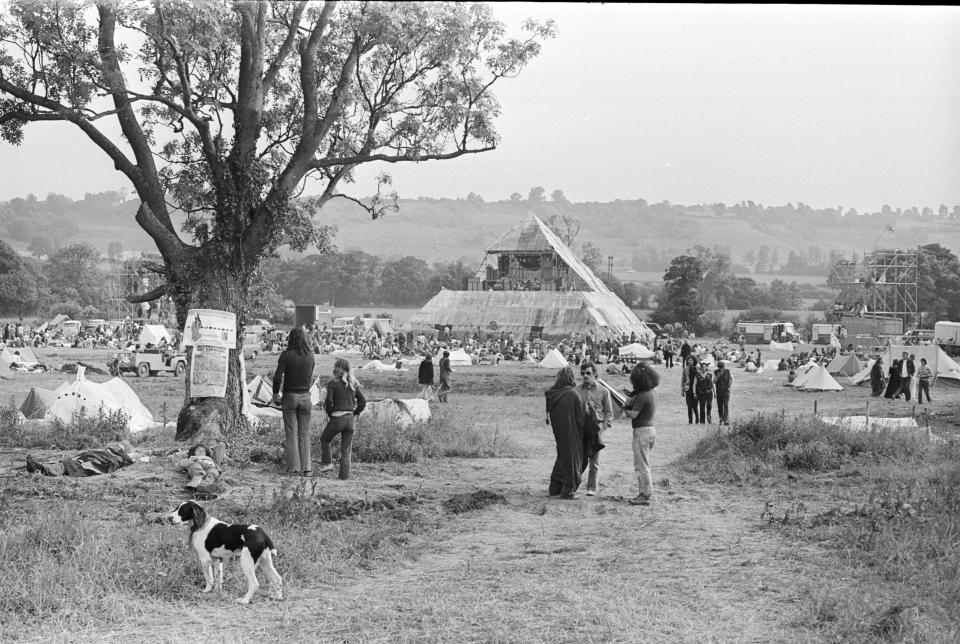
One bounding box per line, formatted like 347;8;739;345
190;344;229;398
182;309;237;348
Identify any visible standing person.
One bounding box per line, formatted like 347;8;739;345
679;340;691;364
545;366;586;499
623;361;659;506
917;357;933;404
884;356;901;399
272;327;316;476
714;360;733;426
438;350;454;402
695;361;715;424
870;356;886;397
319;358;366;480
893;351;915;401
578;362;613;496
681;356;699;424
662;342;674;369
417;352;435;398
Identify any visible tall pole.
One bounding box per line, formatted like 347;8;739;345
607;255;614;282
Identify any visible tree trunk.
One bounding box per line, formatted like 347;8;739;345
168;250;252;448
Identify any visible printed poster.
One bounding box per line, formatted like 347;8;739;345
183;309;237;348
189;344;229;398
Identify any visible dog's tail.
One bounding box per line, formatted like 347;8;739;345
264;533;277;557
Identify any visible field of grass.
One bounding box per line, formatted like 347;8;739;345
1;345;958;641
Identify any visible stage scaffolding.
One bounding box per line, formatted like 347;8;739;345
831;250;918;325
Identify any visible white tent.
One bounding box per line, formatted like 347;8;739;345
827;353;863;377
360;359;406;371
1;347;40;369
769;341;794;351
439;348;473;367
797;365;843;391
761;359;782;372
788;362;819;388
539;348;569;369
882;345;960;387
850;359;876;386
246;374;275;406
44;367;156;432
139;324;171;346
619;343;654;359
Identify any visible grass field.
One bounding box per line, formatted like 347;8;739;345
1;346;958;642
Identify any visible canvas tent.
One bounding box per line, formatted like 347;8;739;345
619;343;655;360
788;362;818;388
44;368;156;432
1;347;40;369
769;341;794;351
20;387;56;419
404;215;654;342
539;348;569;369
139;324;171;346
246;374;275;406
882;344;960;387
438;348;473;367
827;353;862;377
850;359;876;386
796;365;843;391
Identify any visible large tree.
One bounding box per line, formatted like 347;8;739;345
0;1;551;438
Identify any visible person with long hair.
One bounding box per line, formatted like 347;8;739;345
273;327;316;475
319;357;367;479
623;361;659;506
545;365;586;499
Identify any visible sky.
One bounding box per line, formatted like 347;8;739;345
2;3;959;213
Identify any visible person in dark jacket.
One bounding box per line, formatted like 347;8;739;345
319;358;366;480
438;350;454;402
869;356;885;397
694;361;715;424
273;327;316;476
623;361;659;506
545;366;586;499
418;352;435;398
884;357;901;399
681;356;699;424
714;360;733;425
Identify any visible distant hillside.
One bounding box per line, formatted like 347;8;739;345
3;192;959;281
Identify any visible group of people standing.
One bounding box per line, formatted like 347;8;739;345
680;357;733;425
545;361;659;505
871;351;934;404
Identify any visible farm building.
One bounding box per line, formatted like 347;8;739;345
403;214;654;341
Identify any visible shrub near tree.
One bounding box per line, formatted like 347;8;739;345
0;1;553;438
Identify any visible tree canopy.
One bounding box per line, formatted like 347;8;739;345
0;1;554;321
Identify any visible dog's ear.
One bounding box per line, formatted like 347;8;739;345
190;502;207;531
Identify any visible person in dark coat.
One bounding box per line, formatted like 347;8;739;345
438;350;454;402
869;356;885;397
273;327;316;476
418;352;435;398
679;341;691;363
884;357;901;399
545;366;586;499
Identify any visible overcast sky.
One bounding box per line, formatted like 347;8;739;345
2;3;959;213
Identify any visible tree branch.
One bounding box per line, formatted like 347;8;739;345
262;0;307;91
126;283;170;304
310;146;496;170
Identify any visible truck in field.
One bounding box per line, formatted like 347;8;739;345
111;348;187;377
934;321;960;356
735;321;797;344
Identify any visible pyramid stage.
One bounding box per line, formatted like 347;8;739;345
404;215;654;341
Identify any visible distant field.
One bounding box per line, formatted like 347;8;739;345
621;270;828;285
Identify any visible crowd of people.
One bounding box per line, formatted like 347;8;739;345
1;318;171;351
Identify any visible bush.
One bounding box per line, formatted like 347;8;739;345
0;404;131;450
681;411;931;480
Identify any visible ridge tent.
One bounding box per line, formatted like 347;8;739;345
246;374;275;406
437;348;473;367
19;387;56;419
139;325;171;347
44;367;156;432
797;365;843;391
619;343;655;360
827;353;863;377
881;344;960;387
1;347;40;369
788;362;818;388
539;348;569;369
850;359;876;386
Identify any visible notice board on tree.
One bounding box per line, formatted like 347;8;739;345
183;309;236;398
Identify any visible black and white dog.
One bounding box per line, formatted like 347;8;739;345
166;500;282;604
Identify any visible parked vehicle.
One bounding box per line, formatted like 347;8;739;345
934;321;960;356
112;348;187;377
902;328;934;345
735;321;797;344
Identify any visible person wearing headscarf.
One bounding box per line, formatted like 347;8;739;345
545;366;586;499
273;327;316;476
623;361;659;506
438;350;454;402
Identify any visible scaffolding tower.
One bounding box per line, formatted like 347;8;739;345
830;250;918;325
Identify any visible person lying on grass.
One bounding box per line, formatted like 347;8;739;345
177;443;221;493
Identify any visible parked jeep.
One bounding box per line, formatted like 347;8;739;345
112;348;187;377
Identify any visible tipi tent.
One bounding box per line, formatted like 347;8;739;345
539;348;569;369
827;353;862;377
797;365;843;391
881;344;960;387
788;362;818;388
619;343;655;359
44;368;156;432
139;324;171;346
19;387;56;419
